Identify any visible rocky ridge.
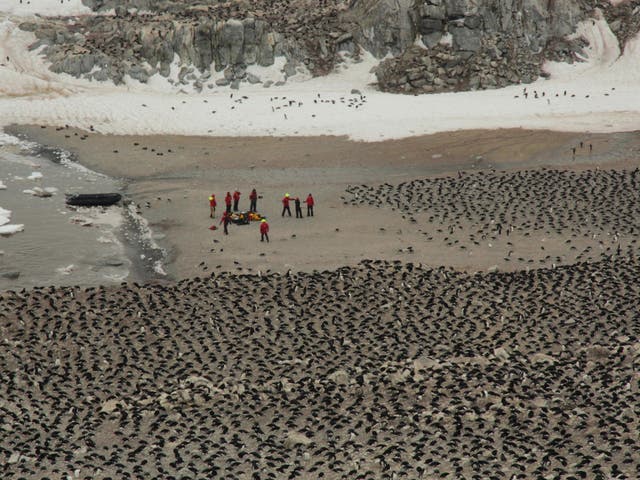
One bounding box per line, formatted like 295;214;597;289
372;0;640;93
15;0;640;93
20;0;358;89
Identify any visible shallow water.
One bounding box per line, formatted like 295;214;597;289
0;135;131;289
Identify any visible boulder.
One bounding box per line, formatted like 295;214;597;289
450;25;482;52
0;271;20;280
284;431;313;448
246;72;262;84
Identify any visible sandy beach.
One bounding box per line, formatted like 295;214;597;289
7;125;640;280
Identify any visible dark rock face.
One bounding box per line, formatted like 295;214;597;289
16;0;640;93
372;0;640;93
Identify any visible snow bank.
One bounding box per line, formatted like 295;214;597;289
542;12;620;81
0;0;92;17
0;15;638;141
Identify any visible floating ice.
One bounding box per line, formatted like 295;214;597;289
0;206;11;225
27;172;43;180
0;224;24;236
0;181;6;190
56;264;75;275
23;187;53;197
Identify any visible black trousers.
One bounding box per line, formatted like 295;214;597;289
250;199;257;211
261;233;269;242
233;200;239;212
295;206;303;218
223;221;229;235
226;204;231;213
282;205;291;217
307;205;313;217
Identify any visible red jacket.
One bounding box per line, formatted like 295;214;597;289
249;190;257;200
220;212;230;224
209;195;216;207
233;191;241;202
282;196;290;206
260;222;269;234
225;193;232;205
305;195;314;207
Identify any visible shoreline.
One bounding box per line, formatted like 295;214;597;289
5;124;640;284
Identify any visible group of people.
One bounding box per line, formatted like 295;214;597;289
208;189;259;218
208;189;315;241
281;193;314;218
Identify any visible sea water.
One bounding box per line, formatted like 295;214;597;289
0;133;131;289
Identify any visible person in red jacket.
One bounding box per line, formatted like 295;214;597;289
249;188;258;212
282;193;291;217
220;210;230;235
225;192;232;213
233;190;241;212
208;194;217;218
260;218;269;242
304;193;314;217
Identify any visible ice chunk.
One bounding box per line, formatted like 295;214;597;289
56;264;75;275
27;172;43;180
0;207;12;226
0;224;24;236
23;187;53;198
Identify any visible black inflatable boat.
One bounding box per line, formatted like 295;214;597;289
66;193;122;207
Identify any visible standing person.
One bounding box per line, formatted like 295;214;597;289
233;189;241;212
304;193;314;217
249;188;258;212
294;197;303;218
260;218;269;242
208;194;217;218
225;192;232;214
282;193;291;217
220;210;231;235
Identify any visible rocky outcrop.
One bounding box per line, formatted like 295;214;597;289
21;0;356;87
16;0;640;93
371;0;640;93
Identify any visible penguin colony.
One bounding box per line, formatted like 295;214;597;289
346;168;640;266
2;166;640;479
1;253;639;478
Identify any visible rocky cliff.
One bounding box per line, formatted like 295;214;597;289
20;0;357;89
17;0;640;93
370;0;640;93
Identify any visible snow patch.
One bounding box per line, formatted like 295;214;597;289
246;57;288;85
414;35;428;50
0;0;93;17
439;33;453;47
543;12;620;80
